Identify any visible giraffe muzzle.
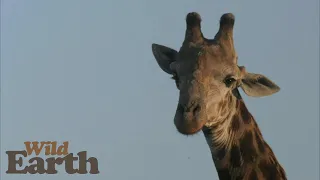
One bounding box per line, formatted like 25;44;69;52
174;101;205;135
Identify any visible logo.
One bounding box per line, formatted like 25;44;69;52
5;141;99;174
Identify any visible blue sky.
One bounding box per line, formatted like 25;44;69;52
1;0;319;180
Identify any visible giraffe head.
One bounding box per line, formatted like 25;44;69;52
151;12;280;135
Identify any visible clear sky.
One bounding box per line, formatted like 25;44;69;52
1;0;319;180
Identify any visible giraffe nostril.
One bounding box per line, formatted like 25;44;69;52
193;104;201;115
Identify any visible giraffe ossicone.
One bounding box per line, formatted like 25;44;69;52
151;12;286;180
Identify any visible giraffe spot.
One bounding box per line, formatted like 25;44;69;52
214;147;227;160
229;114;241;133
248;170;258;180
254;132;265;153
232;88;242;99
239;101;251;124
230;145;242;168
259;160;281;180
239;131;258;163
217;168;231;180
235;99;240;108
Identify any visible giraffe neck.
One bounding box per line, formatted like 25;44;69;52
202;89;287;180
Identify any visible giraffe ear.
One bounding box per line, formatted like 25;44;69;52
240;72;280;97
151;43;178;74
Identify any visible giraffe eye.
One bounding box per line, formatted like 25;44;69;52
224;77;236;87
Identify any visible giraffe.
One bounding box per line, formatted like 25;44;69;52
151;12;287;180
